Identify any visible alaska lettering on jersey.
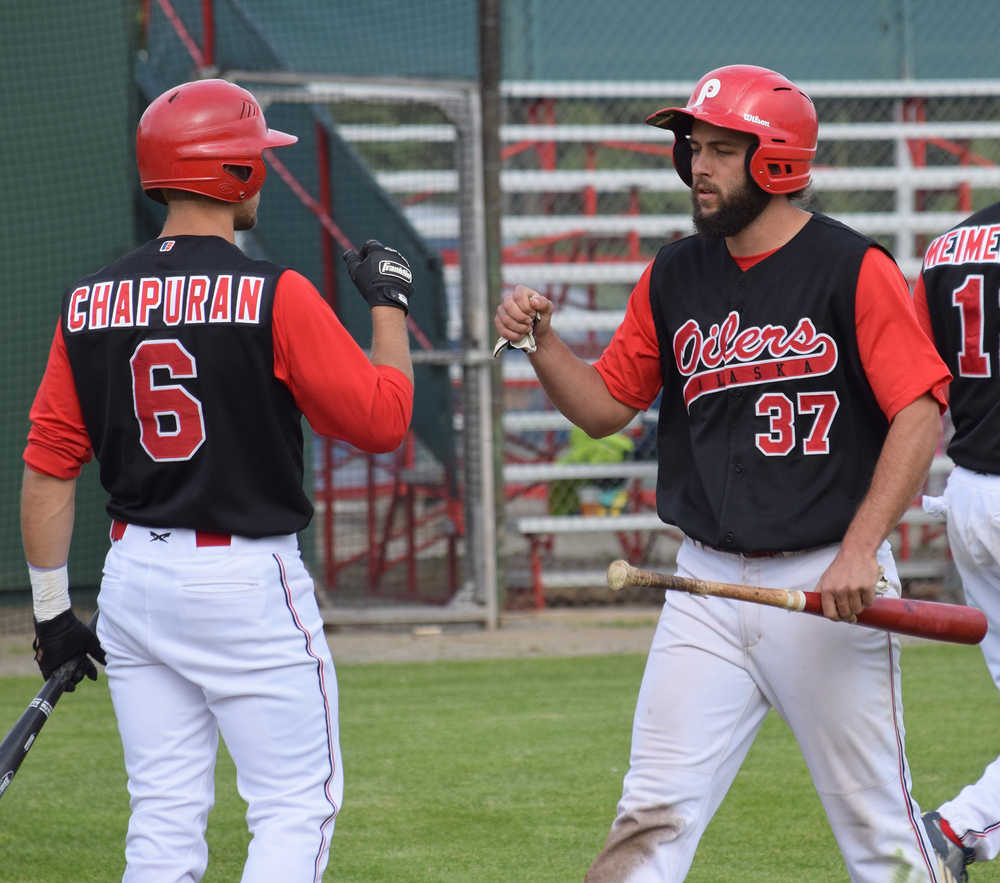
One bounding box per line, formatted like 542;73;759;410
60;235;313;538
648;214;887;553
673;311;838;408
65;269;266;332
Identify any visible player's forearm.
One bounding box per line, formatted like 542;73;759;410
20;466;76;568
528;332;637;438
840;394;942;556
369;306;414;384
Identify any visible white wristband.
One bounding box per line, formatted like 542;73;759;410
28;564;71;623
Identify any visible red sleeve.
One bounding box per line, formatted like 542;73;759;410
594;261;663;409
272;270;414;452
855;248;951;420
23;324;93;479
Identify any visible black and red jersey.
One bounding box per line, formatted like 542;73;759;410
914;202;1000;475
597;213;950;553
25;235;413;537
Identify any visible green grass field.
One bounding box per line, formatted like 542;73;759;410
0;641;997;881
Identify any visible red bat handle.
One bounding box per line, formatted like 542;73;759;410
801;593;987;644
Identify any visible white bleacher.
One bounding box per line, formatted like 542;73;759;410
344;79;1000;288
517;505;948;538
391;164;1000;282
376;165;1000;196
339;120;1000;145
506;461;656;484
507;456;952;493
511;456;954;594
412;210;972;241
503;408;650;432
499;78;1000;100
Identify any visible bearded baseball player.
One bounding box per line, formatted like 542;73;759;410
21;78;414;881
912;203;1000;879
495;65;958;881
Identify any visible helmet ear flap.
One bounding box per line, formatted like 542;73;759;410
671;137;693;187
745;141;761;192
673;134;763;193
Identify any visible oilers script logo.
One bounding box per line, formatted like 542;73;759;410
673;311;838;409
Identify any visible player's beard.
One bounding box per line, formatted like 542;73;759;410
691;173;771;238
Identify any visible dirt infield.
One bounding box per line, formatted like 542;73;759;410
0;607;662;677
327;606;661;664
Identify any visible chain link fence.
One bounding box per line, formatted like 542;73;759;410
4;1;997;630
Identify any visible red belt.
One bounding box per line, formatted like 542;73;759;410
111;520;231;547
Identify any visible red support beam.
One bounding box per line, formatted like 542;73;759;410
201;0;214;68
315;122;337;310
154;0;205;67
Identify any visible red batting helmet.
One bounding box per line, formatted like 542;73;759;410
136;78;297;204
646;65;817;194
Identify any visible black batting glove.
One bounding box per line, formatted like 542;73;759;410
342;239;412;315
33;609;106;691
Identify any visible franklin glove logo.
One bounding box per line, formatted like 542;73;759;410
379;260;412;284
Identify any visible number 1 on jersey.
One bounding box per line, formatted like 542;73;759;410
952;274;993;378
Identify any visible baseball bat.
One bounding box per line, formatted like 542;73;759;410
0;611;100;800
606;560;987;645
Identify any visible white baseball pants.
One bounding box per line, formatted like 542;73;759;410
925;465;1000;861
586;537;943;882
96;525;342;883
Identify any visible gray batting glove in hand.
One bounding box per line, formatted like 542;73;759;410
33;609;106;691
342;239;412;315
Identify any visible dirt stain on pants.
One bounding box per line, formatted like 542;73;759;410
584;806;684;882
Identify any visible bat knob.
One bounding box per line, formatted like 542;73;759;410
607;559;631;591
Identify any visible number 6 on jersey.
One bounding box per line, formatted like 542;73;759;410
130;339;206;461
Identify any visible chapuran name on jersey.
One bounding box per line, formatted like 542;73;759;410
66;275;266;332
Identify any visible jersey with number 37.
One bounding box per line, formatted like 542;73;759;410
24;235;413;537
595;213;950;553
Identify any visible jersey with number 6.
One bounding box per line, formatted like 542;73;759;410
595;213;950;554
24;235;414;537
914;202;1000;475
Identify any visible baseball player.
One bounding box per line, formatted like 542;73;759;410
21;78;414;881
495;65;956;881
912;202;1000;879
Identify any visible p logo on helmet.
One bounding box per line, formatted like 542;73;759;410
691;78;721;108
136;79;298;204
645;64;817;195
